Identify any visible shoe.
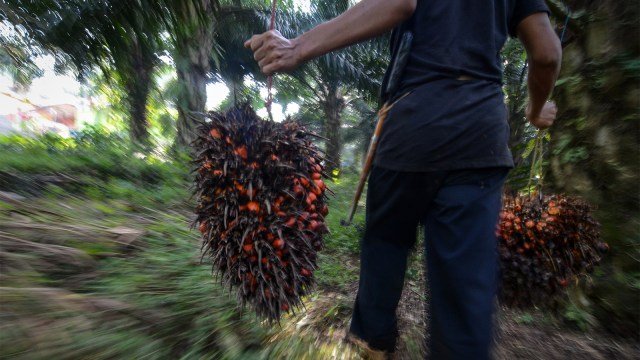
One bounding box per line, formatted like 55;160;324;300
344;332;392;360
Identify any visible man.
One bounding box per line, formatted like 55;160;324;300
245;0;561;358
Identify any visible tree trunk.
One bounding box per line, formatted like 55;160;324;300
175;64;208;147
173;1;216;148
321;86;346;175
125;74;151;147
123;40;153;148
546;0;639;335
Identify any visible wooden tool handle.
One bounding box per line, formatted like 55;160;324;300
343;93;410;226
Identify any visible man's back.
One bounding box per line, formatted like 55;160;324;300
375;0;550;172
398;0;547;88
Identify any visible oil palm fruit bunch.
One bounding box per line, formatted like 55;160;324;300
497;194;608;307
192;104;329;320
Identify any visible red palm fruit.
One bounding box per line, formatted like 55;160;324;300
300;177;310;187
246;201;260;212
281;303;289;311
234;181;245;192
285;217;296;227
276;211;287;217
293;184;305;196
235;145;248;160
300;268;311;277
270;154;278;161
313;179;325;191
209;128;222;139
314;164;322;172
307;204;316;212
306;193;317;205
308;220;319;231
311;172;321;180
199;222;208;234
261;257;269;265
320;204;329;216
525;220;535;229
243;244;253;253
273;239;285;249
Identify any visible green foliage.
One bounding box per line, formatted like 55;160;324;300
0;130;189;197
0;25;44;91
311;170;363;289
563;302;594;332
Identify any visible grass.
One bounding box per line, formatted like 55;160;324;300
314;172;364;290
0;134;367;359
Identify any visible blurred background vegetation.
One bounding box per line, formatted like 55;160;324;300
0;0;637;359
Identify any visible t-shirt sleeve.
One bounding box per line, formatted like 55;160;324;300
509;0;551;37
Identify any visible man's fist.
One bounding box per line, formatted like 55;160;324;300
526;101;557;130
244;30;303;75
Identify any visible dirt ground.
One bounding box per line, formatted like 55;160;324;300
290;257;639;360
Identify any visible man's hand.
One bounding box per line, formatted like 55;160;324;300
244;30;303;75
526;101;557;129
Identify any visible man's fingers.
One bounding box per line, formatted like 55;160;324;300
248;34;267;52
259;51;282;71
262;62;279;76
245;34;260;49
253;44;270;62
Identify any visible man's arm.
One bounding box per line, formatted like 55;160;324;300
244;0;417;75
517;13;562;129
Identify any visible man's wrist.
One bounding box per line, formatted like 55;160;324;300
525;102;540;123
292;34;311;65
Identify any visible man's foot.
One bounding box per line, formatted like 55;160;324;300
344;333;392;360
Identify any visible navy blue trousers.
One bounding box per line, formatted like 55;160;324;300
349;166;509;359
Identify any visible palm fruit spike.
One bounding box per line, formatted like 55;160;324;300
192;104;329;320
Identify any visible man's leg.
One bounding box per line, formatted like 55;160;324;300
349;166;439;352
423;168;509;360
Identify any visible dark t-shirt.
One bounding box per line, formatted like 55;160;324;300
374;0;550;172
